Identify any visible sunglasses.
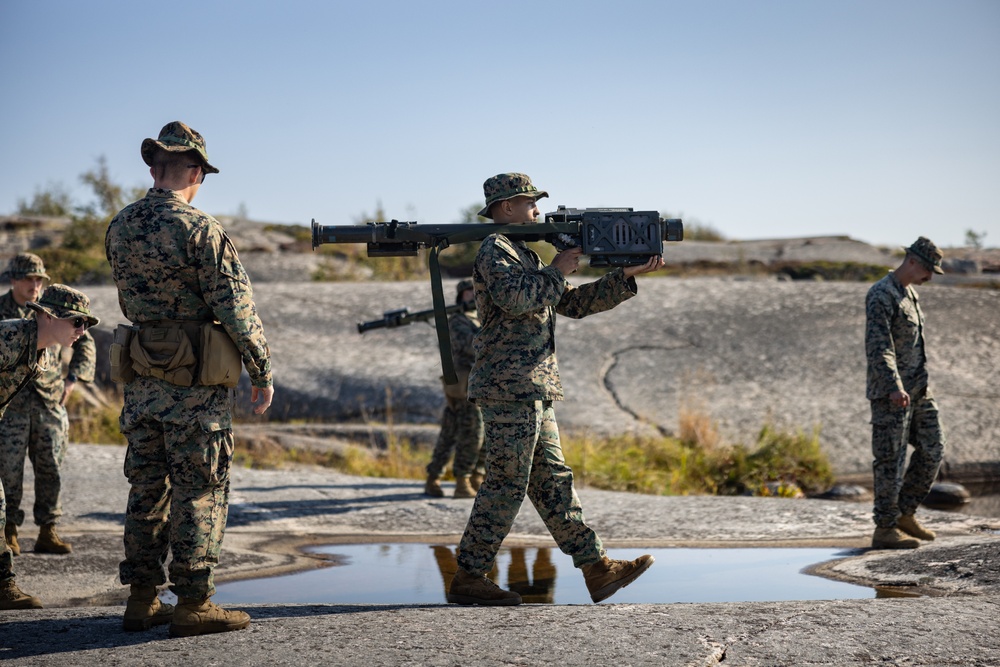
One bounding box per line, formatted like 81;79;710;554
64;316;89;330
187;164;207;183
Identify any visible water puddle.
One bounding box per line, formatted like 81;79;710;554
207;545;876;605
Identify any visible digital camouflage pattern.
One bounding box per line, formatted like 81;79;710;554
457;400;604;576
106;186;271;599
457;230;637;577
427;310;485;479
0;288;96;529
141;121;220;174
1;253;50;282
477;173;549;219
865;272;928;400
905;236;944;275
870;389;945;528
26;283;100;328
468;234;636;401
865;271;945;528
0;318;42;582
105;188;271;388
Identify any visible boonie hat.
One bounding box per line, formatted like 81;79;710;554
2;253;50;282
456;279;474;295
141;121;220;174
478;173;548;219
905;236;944;275
26;283;100;327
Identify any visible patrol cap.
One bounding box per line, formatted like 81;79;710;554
141;121;220;174
905;236;944;275
478;173;548;219
456;279;474;295
26;283;100;328
2;253;50;282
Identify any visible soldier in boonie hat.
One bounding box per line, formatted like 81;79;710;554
904;237;944;275
26;284;100;328
456;278;474;297
141;121;220;174
2;253;51;283
478;173;548;219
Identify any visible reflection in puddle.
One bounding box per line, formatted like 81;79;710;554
211;545;876;605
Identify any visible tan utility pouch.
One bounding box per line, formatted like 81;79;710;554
110;324;138;384
442;368;470;400
129;323;198;387
199;322;242;388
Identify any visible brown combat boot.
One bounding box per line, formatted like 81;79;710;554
4;523;19;557
872;527;920;549
897;514;935;541
0;579;42;610
169;597;251;637
447;568;522;606
453;476;476;498
123;585;175;631
34;524;72;554
424;475;444;498
470;473;485;492
582;554;654;603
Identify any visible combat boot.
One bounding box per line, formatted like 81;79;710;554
169;597;251;637
424;475;444;498
447;568;521;606
872;527;920;549
0;579;42;610
897;514;935;541
453;476;476;498
123;585;175;631
470;472;485;492
582;554;654;603
4;523;19;557
34;523;72;554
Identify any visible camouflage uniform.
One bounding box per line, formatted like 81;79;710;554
426;284;485;480
0;287;95;530
0;319;43;582
106;125;271;600
457;230;638;576
865;245;946;529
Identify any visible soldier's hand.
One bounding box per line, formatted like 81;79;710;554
624;255;665;278
552;247;583;276
251;385;274;415
889;390;910;408
60;380;77;407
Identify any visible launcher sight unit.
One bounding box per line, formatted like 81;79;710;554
311;207;682;384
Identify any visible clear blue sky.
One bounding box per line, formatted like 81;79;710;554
2;0;997;248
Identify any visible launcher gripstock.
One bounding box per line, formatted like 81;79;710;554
358;300;476;334
311;207;682;383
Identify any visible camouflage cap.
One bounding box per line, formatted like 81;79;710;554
905;236;944;275
26;283;100;327
456;278;474;295
141;121;220;174
2;253;50;282
477;173;548;219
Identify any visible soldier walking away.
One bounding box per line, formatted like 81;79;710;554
865;237;947;549
448;173;661;606
0;254;96;557
425;279;486;499
106;121;274;636
0;283;99;609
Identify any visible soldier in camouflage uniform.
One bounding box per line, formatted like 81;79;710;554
447;174;661;606
105;121;274;636
425;279;486;499
0;283;99;609
0;254;96;557
865;237;946;550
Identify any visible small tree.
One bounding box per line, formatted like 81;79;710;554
965;229;987;250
